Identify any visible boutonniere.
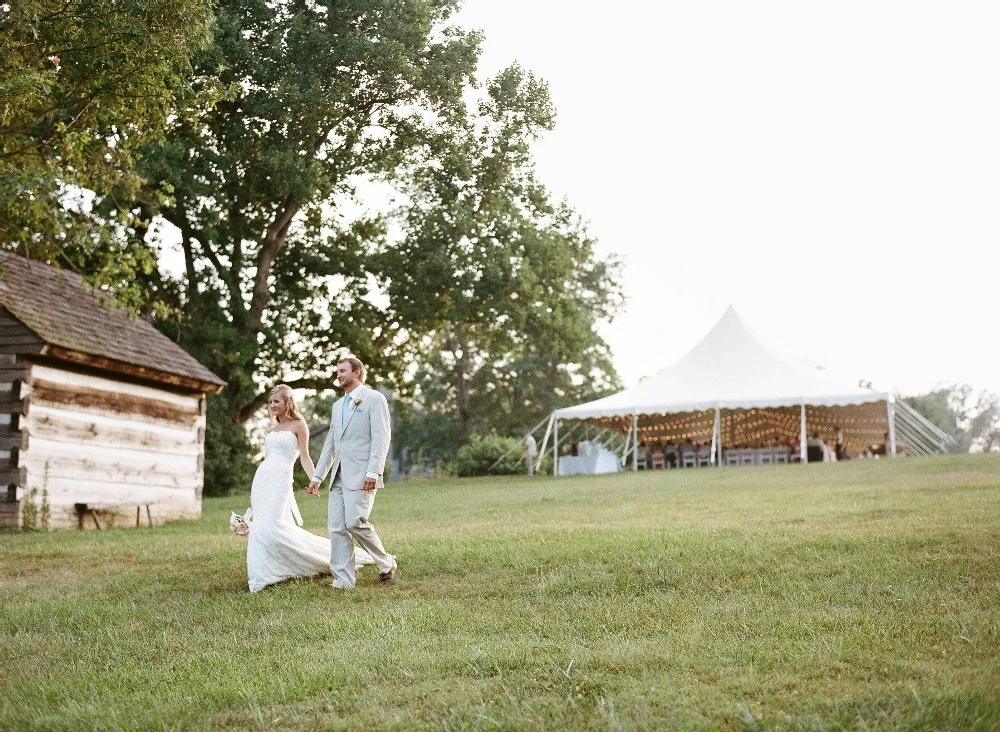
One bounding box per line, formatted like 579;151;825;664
352;396;364;409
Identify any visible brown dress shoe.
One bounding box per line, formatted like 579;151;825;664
379;563;397;585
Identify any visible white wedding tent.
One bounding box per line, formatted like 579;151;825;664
539;306;954;474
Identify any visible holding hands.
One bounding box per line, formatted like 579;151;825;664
305;476;377;494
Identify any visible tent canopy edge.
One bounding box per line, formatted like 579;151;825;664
554;393;891;421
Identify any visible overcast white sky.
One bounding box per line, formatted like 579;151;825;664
451;0;1000;397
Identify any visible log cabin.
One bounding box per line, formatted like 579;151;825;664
0;251;225;529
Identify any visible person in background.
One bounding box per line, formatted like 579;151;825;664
871;431;890;457
789;435;801;462
834;426;846;460
636;441;651;469
650;441;665;468
806;431;827;463
523;432;537;477
680;438;696;467
665;441;678;468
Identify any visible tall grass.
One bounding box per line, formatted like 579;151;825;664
1;454;998;730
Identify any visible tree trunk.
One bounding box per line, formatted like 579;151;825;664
450;324;471;440
249;195;300;330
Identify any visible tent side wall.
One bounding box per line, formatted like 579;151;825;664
553;399;908;469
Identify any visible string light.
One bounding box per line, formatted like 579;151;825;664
572;400;892;457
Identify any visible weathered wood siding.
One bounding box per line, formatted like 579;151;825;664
0;304;35;528
0;305;44;357
21;364;206;529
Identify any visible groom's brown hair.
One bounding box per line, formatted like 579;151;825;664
339;356;366;382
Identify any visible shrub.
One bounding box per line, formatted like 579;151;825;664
202;395;254;497
448;435;527;477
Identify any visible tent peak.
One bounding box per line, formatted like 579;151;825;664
554;305;888;419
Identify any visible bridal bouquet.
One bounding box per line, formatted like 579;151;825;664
229;507;252;537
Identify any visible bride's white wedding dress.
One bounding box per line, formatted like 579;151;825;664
246;430;373;592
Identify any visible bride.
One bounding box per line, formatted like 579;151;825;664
246;384;373;592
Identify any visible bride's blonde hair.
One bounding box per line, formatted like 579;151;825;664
269;384;304;422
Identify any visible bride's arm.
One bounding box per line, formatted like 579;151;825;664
296;421;317;482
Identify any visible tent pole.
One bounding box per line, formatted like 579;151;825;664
553;418;560;477
630;414;638;471
620;419;631;466
799;402;807;463
711;406;720;466
886;399;897;458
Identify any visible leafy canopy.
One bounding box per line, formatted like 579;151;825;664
378;64;625;441
0;0;213;307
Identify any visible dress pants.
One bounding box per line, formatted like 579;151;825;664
328;471;394;588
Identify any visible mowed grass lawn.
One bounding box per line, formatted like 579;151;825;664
2;454;998;731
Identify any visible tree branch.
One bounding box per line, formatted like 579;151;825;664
248;194;300;330
174;208;198;304
198;234;228;284
227;200;246;324
243;100;391;332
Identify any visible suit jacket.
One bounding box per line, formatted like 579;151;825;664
314;385;391;491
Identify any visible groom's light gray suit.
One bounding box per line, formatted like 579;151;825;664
313;384;394;587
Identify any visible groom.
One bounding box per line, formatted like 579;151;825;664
307;357;396;588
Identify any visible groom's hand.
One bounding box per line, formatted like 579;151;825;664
305;480;320;496
362;477;377;491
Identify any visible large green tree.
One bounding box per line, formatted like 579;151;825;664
378;64;624;444
0;0;213;305
904;384;1000;453
136;0;480;493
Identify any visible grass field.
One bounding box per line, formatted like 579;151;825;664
1;454;998;730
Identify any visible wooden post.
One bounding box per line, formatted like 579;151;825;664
799;403;807;464
631;413;638;472
710;406;721;466
887;400;897;458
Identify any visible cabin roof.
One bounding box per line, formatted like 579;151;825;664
0;251;225;393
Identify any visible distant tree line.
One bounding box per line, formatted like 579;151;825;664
1;1;623;492
903;384;1000;453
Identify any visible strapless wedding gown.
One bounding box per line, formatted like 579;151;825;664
246;430;372;592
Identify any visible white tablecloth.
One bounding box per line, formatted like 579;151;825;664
558;449;622;476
